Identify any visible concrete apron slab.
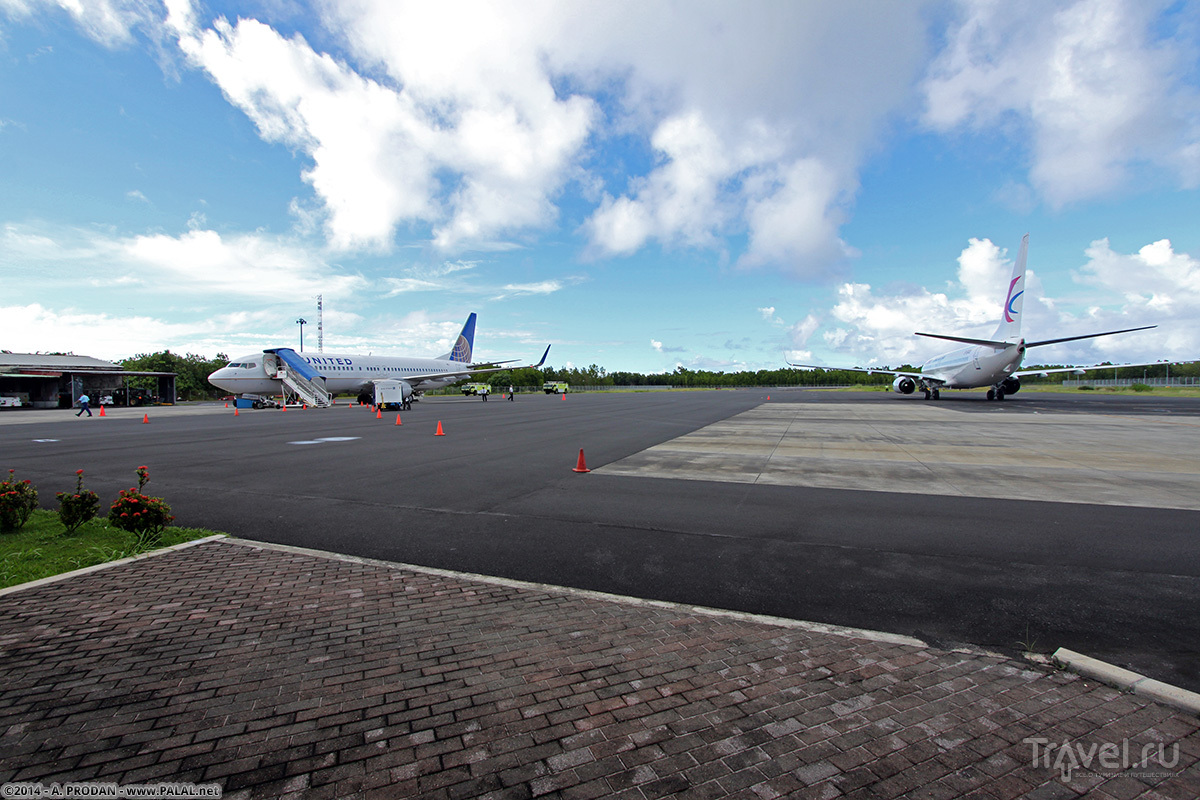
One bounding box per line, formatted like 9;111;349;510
596;403;1200;510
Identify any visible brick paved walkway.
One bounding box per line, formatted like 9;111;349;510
1;539;1196;799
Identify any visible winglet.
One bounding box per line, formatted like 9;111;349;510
532;344;551;368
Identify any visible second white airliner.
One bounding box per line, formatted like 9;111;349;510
790;235;1160;400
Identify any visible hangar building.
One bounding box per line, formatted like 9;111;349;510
0;353;176;409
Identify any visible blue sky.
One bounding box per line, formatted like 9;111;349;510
2;0;1199;374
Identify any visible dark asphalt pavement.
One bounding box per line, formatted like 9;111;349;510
4;389;1198;693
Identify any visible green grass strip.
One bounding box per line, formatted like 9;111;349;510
0;510;221;589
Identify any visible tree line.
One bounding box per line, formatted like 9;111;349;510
116;350;1200;400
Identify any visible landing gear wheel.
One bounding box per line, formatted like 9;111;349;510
987;389;995;400
996;390;1005;401
923;389;931;400
932;389;940;400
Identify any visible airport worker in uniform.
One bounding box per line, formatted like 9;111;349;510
76;393;92;417
508;385;514;401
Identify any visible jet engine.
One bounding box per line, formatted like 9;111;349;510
1001;376;1021;395
892;376;916;395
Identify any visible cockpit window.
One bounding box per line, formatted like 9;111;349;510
228;363;241;368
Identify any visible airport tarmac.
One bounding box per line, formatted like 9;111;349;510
2;389;1198;694
597;397;1200;510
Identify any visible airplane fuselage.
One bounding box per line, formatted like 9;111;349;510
921;341;1025;389
209;351;469;397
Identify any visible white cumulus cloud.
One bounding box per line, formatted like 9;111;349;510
923;0;1200;206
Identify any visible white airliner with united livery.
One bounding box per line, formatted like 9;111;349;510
208;313;548;408
790;235;1163;400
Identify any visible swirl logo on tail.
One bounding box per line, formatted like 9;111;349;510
1004;277;1023;323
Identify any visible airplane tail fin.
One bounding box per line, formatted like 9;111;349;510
441;313;477;363
990;234;1028;342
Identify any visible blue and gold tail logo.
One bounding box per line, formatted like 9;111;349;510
448;313;476;362
450;334;472;362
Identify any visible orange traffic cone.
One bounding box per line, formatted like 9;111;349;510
572;449;590;473
282;404;287;411
98;405;106;417
303;404;308;410
234;408;239;416
395;414;402;426
142;413;149;424
435;421;445;436
561;393;566;400
376;409;382;419
224;402;228;408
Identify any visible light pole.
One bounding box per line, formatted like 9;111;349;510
297;318;307;352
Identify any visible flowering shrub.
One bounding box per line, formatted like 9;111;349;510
57;469;100;534
109;465;174;544
0;469;39;532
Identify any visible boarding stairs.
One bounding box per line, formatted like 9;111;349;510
265;348;332;408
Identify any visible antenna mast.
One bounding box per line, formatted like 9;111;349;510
317;295;324;353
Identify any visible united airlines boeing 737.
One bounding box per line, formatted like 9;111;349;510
790;235;1161;400
208;313;549;408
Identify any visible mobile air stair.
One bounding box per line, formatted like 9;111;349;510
264;348;333;408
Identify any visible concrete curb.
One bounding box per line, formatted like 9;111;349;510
0;534;227;598
1053;647;1200;717
224;537;929;649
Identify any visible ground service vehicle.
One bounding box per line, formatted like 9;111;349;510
374;380;412;410
462;383;490;396
543;382;569;394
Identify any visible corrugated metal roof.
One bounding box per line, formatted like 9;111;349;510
0;353;120;370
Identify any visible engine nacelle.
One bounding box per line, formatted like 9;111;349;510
892;376;916;395
1001;376;1021;395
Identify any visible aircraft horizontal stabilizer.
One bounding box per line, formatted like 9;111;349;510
1025;325;1156;348
914;332;1013;348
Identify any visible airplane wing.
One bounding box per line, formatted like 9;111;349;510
1013;360;1187;379
381;345;553;389
787;362;943;384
